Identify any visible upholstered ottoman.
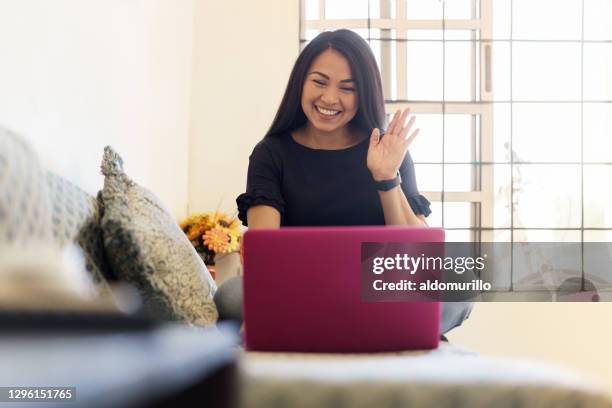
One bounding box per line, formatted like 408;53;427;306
241;344;612;408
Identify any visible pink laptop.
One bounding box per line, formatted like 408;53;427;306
243;226;445;353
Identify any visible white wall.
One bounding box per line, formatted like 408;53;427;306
189;0;300;215
0;0;193;219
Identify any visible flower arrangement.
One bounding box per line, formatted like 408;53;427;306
180;211;242;265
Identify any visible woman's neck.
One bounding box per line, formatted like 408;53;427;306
297;123;366;150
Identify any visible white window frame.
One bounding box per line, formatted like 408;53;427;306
300;0;495;241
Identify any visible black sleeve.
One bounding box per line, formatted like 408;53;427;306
236;140;285;226
399;151;432;217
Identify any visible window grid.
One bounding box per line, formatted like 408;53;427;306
302;38;612;43
509;0;514;289
580;0;585;289
299;0;612;242
300;0;494;244
441;1;446;229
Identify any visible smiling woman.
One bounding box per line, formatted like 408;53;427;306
295;49;361;148
227;29;472;335
237;29;431;229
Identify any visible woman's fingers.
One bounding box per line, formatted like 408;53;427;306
369;127;381;146
404;128;420;147
391;108;408;136
398;108;411;134
388;108;413;137
399;115;416;140
387;109;401;136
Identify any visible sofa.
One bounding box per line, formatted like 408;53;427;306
2;127;612;408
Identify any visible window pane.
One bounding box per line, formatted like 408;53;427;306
482;231;512;290
584;103;612;162
492;0;511;40
583;233;612;294
444;229;473;242
369;32;387;88
515;230;582;242
584;43;612;101
304;0;319;20
369;39;382;77
513;0;582;40
513;43;581;101
584;240;612;292
444;41;475;101
369;27;391;41
513;165;581;228
487;164;512;228
442;165;512;229
584;230;612;242
584;165;612;228
444;114;473;162
492;103;512;162
406;0;442;19
444;164;472;192
398;28;474;41
584;0;612;40
390;34;397;99
427;201;442;227
513;103;581;162
443;0;475;20
584;234;612;291
491;42;510;101
512;232;582;293
369;0;381;19
444;201;473;228
443;30;475;41
325;0;369;19
347;28;369;40
512;238;582;291
480;229;512;242
405;30;443;41
414;164;442;191
409;113;443;162
303;29;319;41
406;41;443;100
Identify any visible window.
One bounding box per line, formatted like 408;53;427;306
301;0;496;243
300;0;612;244
301;0;612;291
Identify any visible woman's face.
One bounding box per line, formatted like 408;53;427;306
301;48;358;134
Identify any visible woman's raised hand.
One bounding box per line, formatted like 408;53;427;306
367;107;420;181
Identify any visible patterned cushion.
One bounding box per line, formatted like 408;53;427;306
45;171;114;287
99;146;218;325
0;127;112;298
0;127;54;246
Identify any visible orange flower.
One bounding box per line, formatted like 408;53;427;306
203;226;230;254
187;224;206;241
181;210;242;259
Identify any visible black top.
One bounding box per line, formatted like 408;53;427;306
236;133;431;227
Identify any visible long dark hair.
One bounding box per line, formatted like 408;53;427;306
265;29;386;138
